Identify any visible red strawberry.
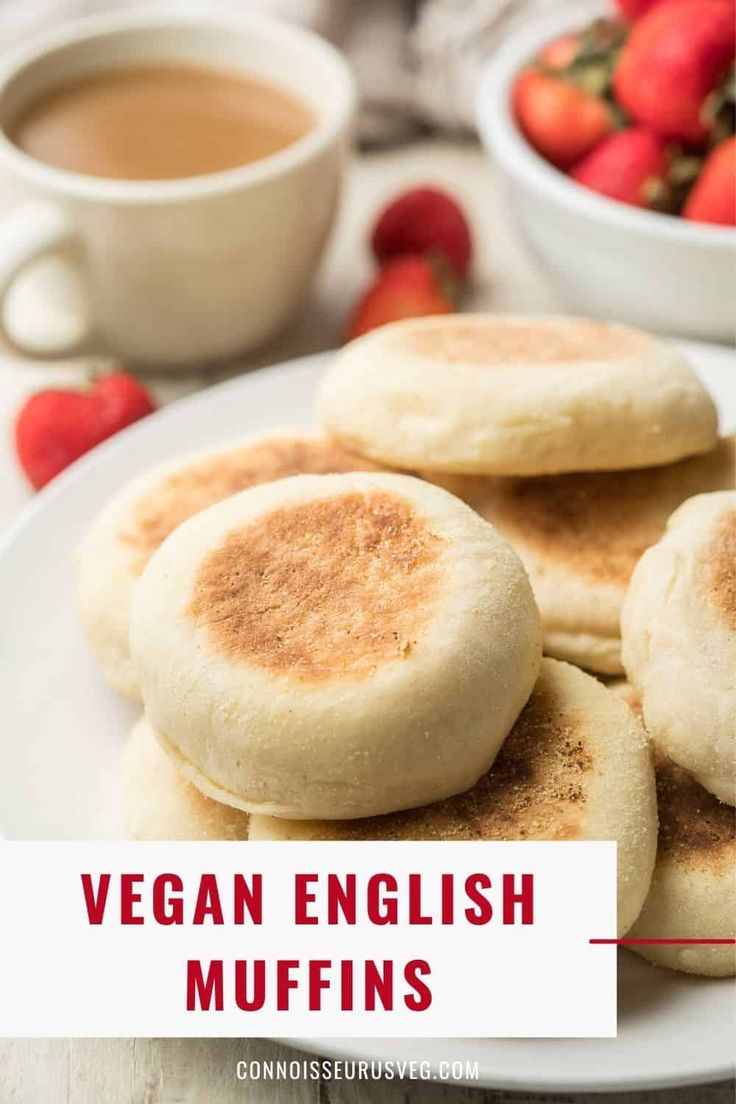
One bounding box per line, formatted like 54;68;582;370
15;370;156;490
614;0;664;20
613;0;736;143
683;136;736;224
571;127;672;208
513;68;615;168
370;187;472;281
346;255;454;340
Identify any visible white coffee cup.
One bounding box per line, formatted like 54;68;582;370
0;11;356;368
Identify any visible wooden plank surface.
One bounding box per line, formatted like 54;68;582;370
1;1040;733;1103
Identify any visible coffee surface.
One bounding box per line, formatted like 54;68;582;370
9;63;315;180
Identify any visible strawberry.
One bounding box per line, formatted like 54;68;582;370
613;0;736;144
513;21;628;171
513;18;628;169
15;370;156;490
513;69;616;167
370;187;472;281
683;136;736;224
570;127;673;208
614;0;663;21
346;255;454;341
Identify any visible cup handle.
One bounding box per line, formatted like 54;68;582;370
0;201;89;357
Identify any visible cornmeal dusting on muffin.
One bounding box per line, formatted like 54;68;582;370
188;490;444;679
655;752;736;872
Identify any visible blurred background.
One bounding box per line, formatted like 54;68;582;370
0;0;556;141
0;0;567;364
0;0;574;519
0;0;733;610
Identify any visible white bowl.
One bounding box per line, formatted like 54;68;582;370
476;1;736;341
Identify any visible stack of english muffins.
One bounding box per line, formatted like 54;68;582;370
77;314;735;978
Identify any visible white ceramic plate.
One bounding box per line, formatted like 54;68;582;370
1;344;734;1093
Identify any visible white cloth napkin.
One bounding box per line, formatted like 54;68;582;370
0;0;555;143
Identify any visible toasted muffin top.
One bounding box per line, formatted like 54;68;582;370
188;489;445;681
655;752;736;874
121;434;380;572
401;316;654;366
472;437;734;587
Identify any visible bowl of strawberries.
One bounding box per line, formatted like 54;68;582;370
476;0;735;341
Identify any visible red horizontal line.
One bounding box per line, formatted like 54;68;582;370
590;938;736;946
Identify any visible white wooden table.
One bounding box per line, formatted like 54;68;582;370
0;141;732;1103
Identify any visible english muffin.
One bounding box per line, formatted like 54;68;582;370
77;430;381;698
250;659;658;936
431;438;734;674
604;682;735;975
130;471;542;820
622;491;736;805
317;314;718;476
120;715;250;841
628;751;735;977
